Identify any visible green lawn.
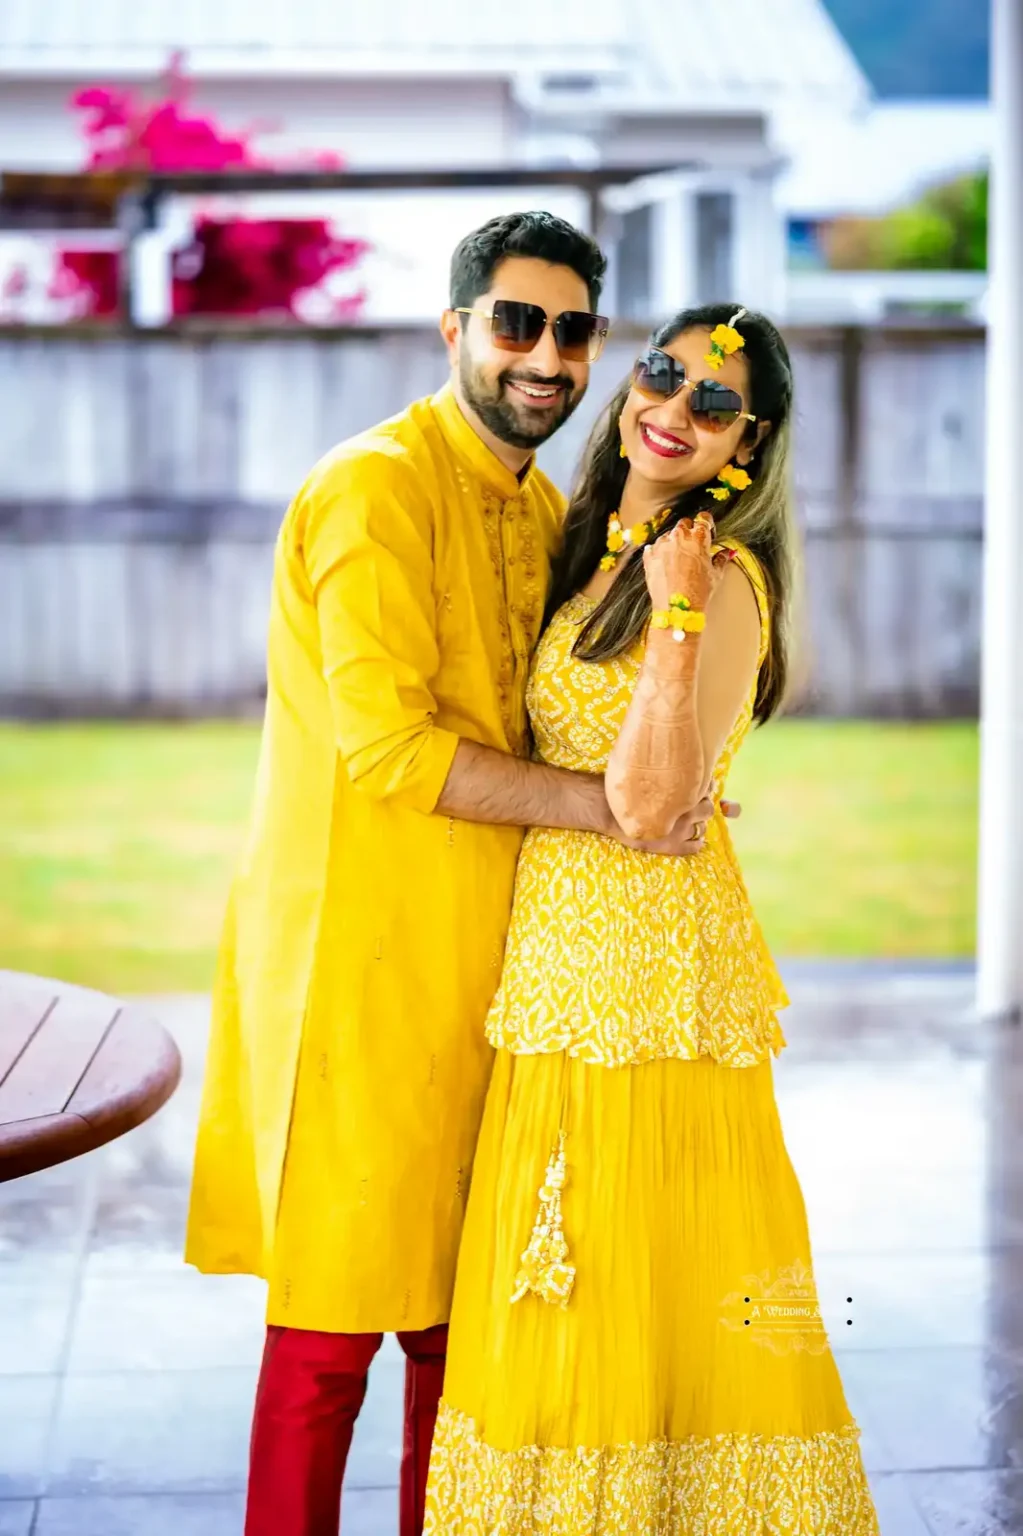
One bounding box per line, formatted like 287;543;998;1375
0;720;977;994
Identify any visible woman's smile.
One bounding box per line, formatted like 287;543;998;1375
638;421;694;458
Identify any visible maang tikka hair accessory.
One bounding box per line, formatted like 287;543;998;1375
705;307;748;372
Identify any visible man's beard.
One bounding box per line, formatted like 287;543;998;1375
459;351;582;450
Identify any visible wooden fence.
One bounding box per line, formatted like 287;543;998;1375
0;322;985;718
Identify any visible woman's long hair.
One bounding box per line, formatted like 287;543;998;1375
544;303;800;724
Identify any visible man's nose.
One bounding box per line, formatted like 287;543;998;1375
526;323;563;377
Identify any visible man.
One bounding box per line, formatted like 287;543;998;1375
185;210;724;1536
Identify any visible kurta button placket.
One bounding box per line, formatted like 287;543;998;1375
484;493;521;754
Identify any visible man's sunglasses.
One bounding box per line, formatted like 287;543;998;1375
632;346;757;434
454;299;609;363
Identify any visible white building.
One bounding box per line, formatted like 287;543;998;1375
0;0;870;322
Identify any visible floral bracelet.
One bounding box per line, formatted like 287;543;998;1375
649;593;707;643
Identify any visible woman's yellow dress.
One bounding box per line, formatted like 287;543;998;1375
424;543;880;1535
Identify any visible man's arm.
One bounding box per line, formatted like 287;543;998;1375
302;451;460;814
436;740;610;833
302;453;734;851
436;739;729;855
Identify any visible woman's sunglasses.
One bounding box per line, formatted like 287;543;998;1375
632;346;757;434
454;299;609;363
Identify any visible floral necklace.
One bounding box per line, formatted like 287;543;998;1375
599;506;670;573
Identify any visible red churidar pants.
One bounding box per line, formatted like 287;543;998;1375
244;1323;448;1536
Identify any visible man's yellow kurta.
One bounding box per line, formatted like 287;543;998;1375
185;384;564;1333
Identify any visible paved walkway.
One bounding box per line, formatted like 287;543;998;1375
0;967;1019;1535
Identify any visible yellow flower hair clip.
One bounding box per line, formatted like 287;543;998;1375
705;307;748;371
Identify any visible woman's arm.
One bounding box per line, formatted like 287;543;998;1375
604;517;761;842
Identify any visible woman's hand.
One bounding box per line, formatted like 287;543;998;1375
606;795;741;856
641;511;729;615
606;512;744;842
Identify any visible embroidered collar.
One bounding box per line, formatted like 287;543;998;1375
431;381;536;501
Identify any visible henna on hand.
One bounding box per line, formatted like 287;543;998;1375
605;514;731;841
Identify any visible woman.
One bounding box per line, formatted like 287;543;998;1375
423;304;879;1534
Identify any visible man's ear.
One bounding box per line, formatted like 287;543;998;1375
439;309;461;366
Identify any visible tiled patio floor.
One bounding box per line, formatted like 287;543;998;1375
1;966;1021;1535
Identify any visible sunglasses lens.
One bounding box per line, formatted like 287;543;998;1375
490;299;545;353
554;311;608;362
632;348;681;399
689;381;744;432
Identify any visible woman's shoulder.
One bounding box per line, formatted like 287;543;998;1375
711;539;770;664
712;537;766;586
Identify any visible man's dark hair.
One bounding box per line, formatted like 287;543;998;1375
449;210;607;312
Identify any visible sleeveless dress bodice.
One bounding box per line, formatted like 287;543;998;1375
484;541;789;1068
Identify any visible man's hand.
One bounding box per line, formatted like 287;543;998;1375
608;795;742;856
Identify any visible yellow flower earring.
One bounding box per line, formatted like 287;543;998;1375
619;440;628;459
709;462;753;502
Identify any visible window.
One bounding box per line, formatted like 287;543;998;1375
695;192;734;304
616;203;653;321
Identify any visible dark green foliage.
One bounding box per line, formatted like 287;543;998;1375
824;172;988;270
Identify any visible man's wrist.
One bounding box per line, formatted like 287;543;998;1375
570;771;616;836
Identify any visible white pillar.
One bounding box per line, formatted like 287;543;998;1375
129;232;174;328
650;186;696;314
732;170;786;317
127;200;194;329
977;0;1023;1019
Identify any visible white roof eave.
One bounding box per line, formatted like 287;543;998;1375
0;46;625;82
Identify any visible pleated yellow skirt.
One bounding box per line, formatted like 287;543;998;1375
424;1049;879;1535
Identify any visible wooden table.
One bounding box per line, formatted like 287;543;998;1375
0;971;182;1182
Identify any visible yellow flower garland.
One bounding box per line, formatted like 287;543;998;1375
599;508;670;572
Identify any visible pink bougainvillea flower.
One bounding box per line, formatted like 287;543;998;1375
169;218;369;318
59;53;368;322
52;250;120;315
1;265;29;300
